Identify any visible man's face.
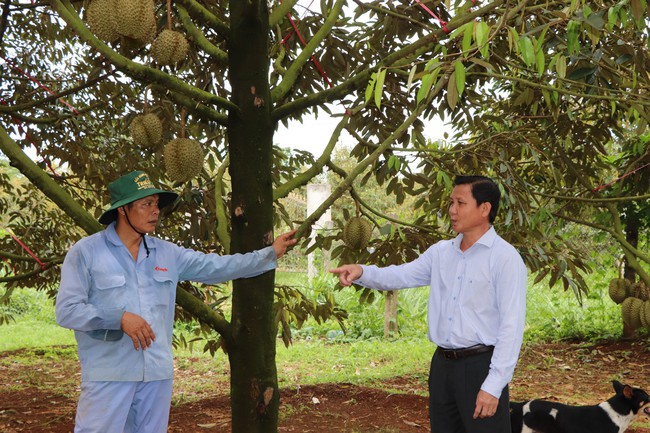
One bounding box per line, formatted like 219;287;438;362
448;184;489;234
123;194;160;233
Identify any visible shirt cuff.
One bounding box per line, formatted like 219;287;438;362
102;308;126;330
480;374;505;399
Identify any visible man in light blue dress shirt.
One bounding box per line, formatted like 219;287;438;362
56;171;297;433
330;175;527;433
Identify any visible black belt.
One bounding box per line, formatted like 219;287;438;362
438;344;494;360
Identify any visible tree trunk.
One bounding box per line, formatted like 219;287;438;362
384;290;399;338
227;2;278;432
622;211;639;339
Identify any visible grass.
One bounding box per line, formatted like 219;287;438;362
0;266;640;390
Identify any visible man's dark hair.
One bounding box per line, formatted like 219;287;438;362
454;175;501;223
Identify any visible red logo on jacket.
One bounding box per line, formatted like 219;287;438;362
155;266;168;272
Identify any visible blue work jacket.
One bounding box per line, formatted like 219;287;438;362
55;222;277;382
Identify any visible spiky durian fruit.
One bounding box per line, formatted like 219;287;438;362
621;297;644;330
86;0;119;43
342;217;373;250
608;278;629;304
640;301;650;329
151;29;189;65
130;113;163;148
164;138;203;183
112;0;156;41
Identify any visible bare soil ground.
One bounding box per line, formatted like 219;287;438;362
1;339;649;433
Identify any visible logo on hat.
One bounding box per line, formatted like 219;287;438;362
134;173;155;190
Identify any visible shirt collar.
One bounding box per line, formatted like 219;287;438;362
105;221;156;249
452;226;497;251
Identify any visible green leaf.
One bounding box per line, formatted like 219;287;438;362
556;54;566;78
567;20;580;55
454;61;466;96
519;36;535;67
475;21;489;48
607;6;618;30
406;65;417;92
462;22;473;53
536;49;545;76
374;68;387;109
566;66;596;81
469;57;493;71
446;73;459;109
416;71;436;104
365;72;376;103
508;27;519;53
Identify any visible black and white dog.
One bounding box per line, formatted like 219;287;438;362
510;380;650;433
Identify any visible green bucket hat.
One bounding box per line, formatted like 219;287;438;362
98;171;179;225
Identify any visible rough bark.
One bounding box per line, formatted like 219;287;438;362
227;1;279;431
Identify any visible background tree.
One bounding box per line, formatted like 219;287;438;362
1;0;649;432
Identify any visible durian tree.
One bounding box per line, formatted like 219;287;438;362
1;0;650;431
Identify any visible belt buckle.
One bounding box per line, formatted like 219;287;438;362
444;350;460;360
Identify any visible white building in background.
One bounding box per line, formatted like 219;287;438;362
306;183;331;279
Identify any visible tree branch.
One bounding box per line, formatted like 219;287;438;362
152;84;229;126
553;209;650;284
326;160;437;233
271;0;504;121
0;124;103;235
0;259;63;283
351;0;437;32
51;0;240;114
1;123;234;338
273;111;348;200
295;95;434;240
269;0;298;28
270;0;345;102
0;71;113;113
177;4;228;66
533;191;650;203
176;286;234;348
0;250;64;263
177;0;229;38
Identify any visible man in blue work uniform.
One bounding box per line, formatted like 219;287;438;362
56;170;297;433
330;175;527;433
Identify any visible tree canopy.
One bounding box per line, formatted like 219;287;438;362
1;0;649;431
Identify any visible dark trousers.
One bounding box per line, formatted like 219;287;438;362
428;348;511;433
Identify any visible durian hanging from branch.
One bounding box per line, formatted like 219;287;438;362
85;0;156;46
151;0;189;66
163;108;204;183
342;200;373;251
130;90;163;149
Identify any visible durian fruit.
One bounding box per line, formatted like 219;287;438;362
130;113;163;148
85;0;119;43
342;217;373;250
112;0;156;41
151;29;189;65
608;278;628;304
640;301;650;329
621;297;644;330
164;138;203;183
119;12;157;54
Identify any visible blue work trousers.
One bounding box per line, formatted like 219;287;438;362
75;379;173;433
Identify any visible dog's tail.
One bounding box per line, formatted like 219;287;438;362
509;401;525;433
